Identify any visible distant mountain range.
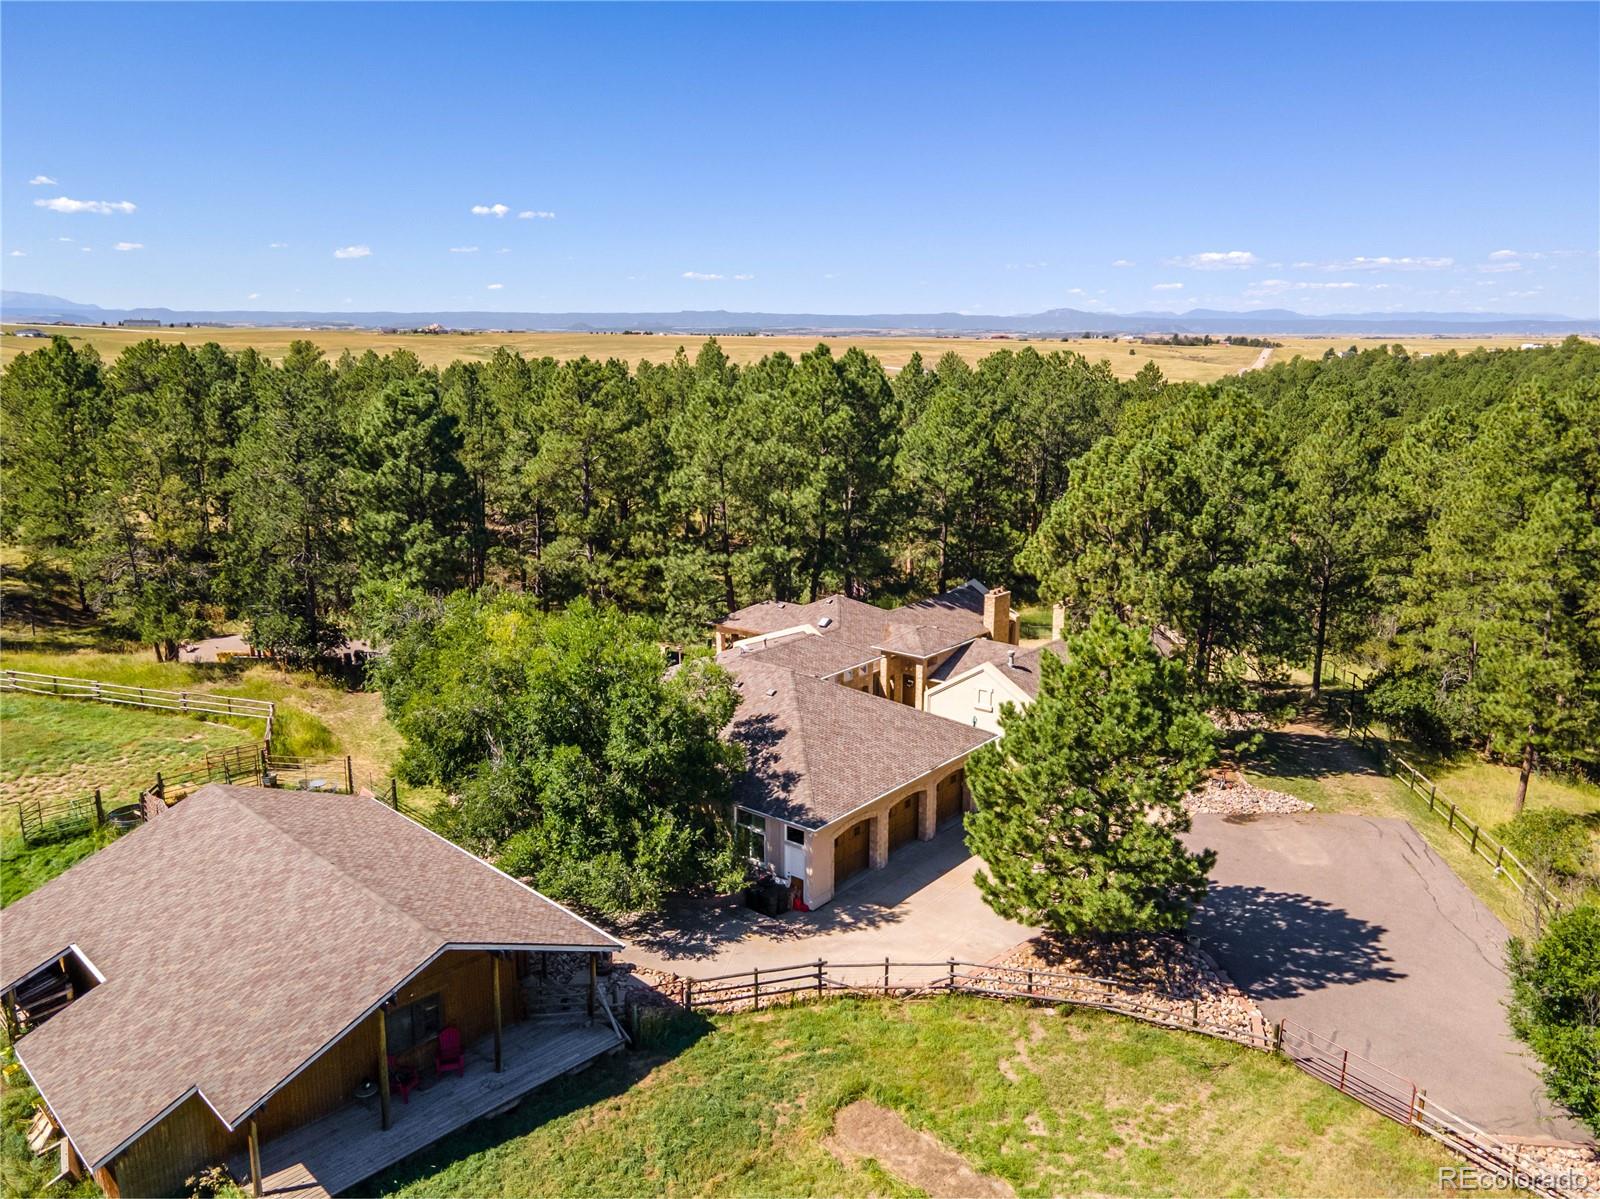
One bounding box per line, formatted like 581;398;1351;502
3;291;1594;337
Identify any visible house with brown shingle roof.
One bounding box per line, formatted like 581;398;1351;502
0;785;623;1199
715;579;1019;708
710;581;1025;907
721;658;993;907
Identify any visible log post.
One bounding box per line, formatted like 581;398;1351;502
345;756;354;795
248;1119;262;1198
492;955;504;1073
377;1007;392;1131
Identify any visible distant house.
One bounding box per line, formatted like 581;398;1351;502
177;633;377;667
1520;342;1547;350
12;327;47;338
1;785;623;1199
117;319;162;329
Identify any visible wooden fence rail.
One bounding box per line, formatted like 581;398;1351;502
671;957;1575;1198
1;669;276;748
1327;669;1559;916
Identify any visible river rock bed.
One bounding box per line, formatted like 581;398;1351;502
1186;775;1313;816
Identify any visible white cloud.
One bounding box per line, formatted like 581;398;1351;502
486;283;504;290
28;175;57;186
34;196;136;215
733;273;755;281
517;210;555;220
80;246;92;253
1152;282;1184;291
114;242;143;252
1247;279;1362;296
268;242;288;249
333;244;371;259
56;237;74;243
8;250;24;257
1478;262;1522;274
449;246;480;254
1489;249;1521;260
1316;255;1453;272
1111;259;1135;268
496;247;511;254
682;271;726;281
247;292;260;300
471;203;510;218
1168;250;1258;270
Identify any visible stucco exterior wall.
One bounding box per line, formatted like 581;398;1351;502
923;665;1029;735
800;758;970;907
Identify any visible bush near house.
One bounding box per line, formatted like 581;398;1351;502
1506;904;1600;1136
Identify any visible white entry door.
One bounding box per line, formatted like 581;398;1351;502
783;836;807;883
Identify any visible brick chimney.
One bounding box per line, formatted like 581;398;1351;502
1051;603;1065;642
982;588;1011;643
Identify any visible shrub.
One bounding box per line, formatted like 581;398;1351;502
1506;904;1600;1135
1496;809;1595;886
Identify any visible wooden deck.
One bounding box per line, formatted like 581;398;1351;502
247;1019;625;1198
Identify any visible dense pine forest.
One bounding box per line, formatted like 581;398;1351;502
3;334;1597;790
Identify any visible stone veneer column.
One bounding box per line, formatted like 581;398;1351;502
869;809;889;868
917;786;936;840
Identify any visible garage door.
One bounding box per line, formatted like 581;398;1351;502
936;771;965;825
833;818;870;886
887;794;918;852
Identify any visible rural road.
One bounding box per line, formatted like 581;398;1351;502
1238;346;1274;373
1184;811;1590;1142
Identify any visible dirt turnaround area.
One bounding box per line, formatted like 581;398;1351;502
827;1100;1016;1198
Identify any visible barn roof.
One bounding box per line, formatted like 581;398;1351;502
1;785;619;1170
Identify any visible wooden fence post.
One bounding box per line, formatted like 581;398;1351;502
390;779;399;811
93;789;104;828
1448;803;1457;832
155;772;164;803
752;967;761;1011
947;958;956;990
684;978;693;1011
259;747;269;785
345;756;354;795
884;957;890;996
17;802;31;848
815;960;824;996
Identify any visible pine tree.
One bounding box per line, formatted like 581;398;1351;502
965;613;1217;935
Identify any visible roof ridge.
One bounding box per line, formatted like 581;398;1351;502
212;786;447;945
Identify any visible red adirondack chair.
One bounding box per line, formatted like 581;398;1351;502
435;1025;466;1079
388;1055;420;1103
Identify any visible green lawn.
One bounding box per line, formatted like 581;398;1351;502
373;997;1455;1199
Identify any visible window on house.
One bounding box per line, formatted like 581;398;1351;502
734;809;766;863
786;826;805;845
976;687;994;712
387;993;442;1053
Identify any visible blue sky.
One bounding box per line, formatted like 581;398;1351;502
3;2;1596;316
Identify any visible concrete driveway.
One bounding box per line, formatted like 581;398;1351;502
1184;811;1589;1141
613;821;1035;986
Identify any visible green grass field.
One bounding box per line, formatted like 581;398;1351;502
373;997;1454;1198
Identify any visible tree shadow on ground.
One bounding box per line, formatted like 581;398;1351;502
611;824;979;961
1189;883;1405;1000
1246;728;1380;782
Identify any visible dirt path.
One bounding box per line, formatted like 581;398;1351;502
1238;346;1274;374
827;1100;1015;1197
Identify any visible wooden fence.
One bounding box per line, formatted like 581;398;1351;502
1;669;277;748
1326;668;1560;916
672;957;1575;1199
14;791;106;847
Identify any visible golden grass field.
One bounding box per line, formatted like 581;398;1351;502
1;322;1581;383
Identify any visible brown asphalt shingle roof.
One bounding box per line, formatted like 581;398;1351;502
716;630;879;680
930;639;1071;699
724;659;994;829
1;785;619;1169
